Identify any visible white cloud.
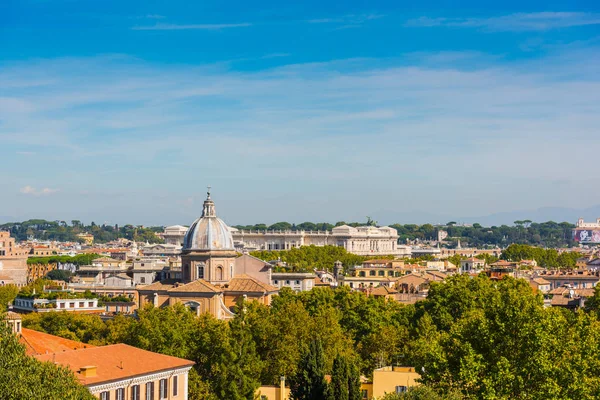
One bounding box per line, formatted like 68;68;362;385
2;44;600;221
132;22;252;31
406;12;600;31
20;186;59;196
307;14;385;26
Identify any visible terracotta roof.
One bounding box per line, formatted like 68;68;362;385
20;328;94;356
225;274;278;293
542;274;599;280
168;279;222;294
396;274;427;286
491;260;516;267
4;311;22;320
136;279;179;292
34;344;194;386
551;296;581;307
425;271;447;280
371;286;398;296
532;278;550;285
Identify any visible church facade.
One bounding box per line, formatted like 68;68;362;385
137;191;278;320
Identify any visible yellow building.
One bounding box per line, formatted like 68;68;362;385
256;377;288;400
77;233;95;245
361;366;421;399
256;366;420;400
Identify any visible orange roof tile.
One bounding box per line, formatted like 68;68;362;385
168;279;222;294
136;279;179;292
20;328;95;356
34;343;194;386
225;274;278;293
371;286;398;296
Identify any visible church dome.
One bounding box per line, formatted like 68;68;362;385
182;190;235;251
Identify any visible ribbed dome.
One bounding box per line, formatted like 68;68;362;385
182;191;234;251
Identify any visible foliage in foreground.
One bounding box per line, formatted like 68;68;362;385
0;319;95;400
20;276;600;400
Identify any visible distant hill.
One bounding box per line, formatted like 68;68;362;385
460;205;600;227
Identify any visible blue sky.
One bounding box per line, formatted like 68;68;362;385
1;0;599;226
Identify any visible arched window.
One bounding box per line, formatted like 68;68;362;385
216;266;223;281
197;264;205;279
184;301;201;316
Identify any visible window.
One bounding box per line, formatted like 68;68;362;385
197;265;204;279
100;391;110;400
261;396;268;400
285;280;290;285
396;386;407;393
146;382;154;400
140;277;146;284
378;270;385;276
116;388;124;400
361;389;368;399
216;266;223;280
369;270;376;276
89;301;94;307
173;375;178;396
79;302;84;307
274;280;278;284
131;385;140;400
60;302;65;309
388;271;394;276
295;280;300;285
359;271;366;277
69;302;75;308
159;378;168;399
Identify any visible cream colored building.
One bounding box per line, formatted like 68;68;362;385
159;225;189;246
162;221;407;257
233;224;406;256
0;231;28;286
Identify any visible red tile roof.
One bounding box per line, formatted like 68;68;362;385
20;328;95;356
34;343;194;386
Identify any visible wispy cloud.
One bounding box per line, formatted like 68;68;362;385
132;22;252;31
307;13;384;28
20;186;59;196
144;14;165;19
406;12;600;32
2;43;600;221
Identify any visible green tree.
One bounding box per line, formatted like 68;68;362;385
45;269;74;282
328;355;349;400
0;321;95;399
328;355;361;400
0;285;19;311
290;338;329;400
379;385;463;399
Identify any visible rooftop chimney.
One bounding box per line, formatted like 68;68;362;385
79;366;97;377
